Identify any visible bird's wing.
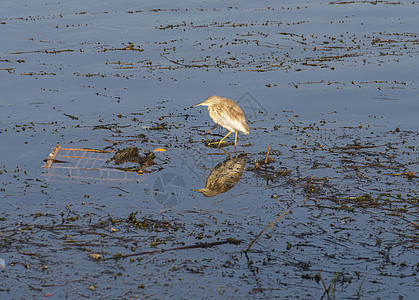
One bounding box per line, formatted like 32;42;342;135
218;103;249;134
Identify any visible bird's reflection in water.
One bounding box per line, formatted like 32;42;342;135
195;154;247;197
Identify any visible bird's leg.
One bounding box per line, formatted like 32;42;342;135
209;131;231;146
234;130;238;149
217;131;232;146
203;125;219;136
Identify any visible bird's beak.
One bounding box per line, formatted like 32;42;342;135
194;101;207;107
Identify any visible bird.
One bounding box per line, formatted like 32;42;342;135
194;95;249;148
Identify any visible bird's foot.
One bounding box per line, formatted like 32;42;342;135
207;140;228;148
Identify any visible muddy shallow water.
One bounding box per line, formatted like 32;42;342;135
1;0;418;299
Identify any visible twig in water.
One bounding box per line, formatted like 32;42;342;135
213;191;247;205
103;138;117;145
245;209;290;253
111;186;130;194
264;145;271;164
102;239;240;261
356;271;369;300
319;271;329;298
204;125;219;135
384;171;417;180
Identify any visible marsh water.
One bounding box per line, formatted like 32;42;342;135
0;0;418;299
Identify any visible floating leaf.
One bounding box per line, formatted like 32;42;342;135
89;253;102;260
43;293;54;298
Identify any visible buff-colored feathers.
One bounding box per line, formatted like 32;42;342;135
195;95;249;147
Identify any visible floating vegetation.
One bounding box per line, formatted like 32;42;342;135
107;147;157;173
109;146;142;164
128;211;182;232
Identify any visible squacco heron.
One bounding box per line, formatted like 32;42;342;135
194;95;249;147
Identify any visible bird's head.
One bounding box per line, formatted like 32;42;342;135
193;188;218;197
194;95;220;107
